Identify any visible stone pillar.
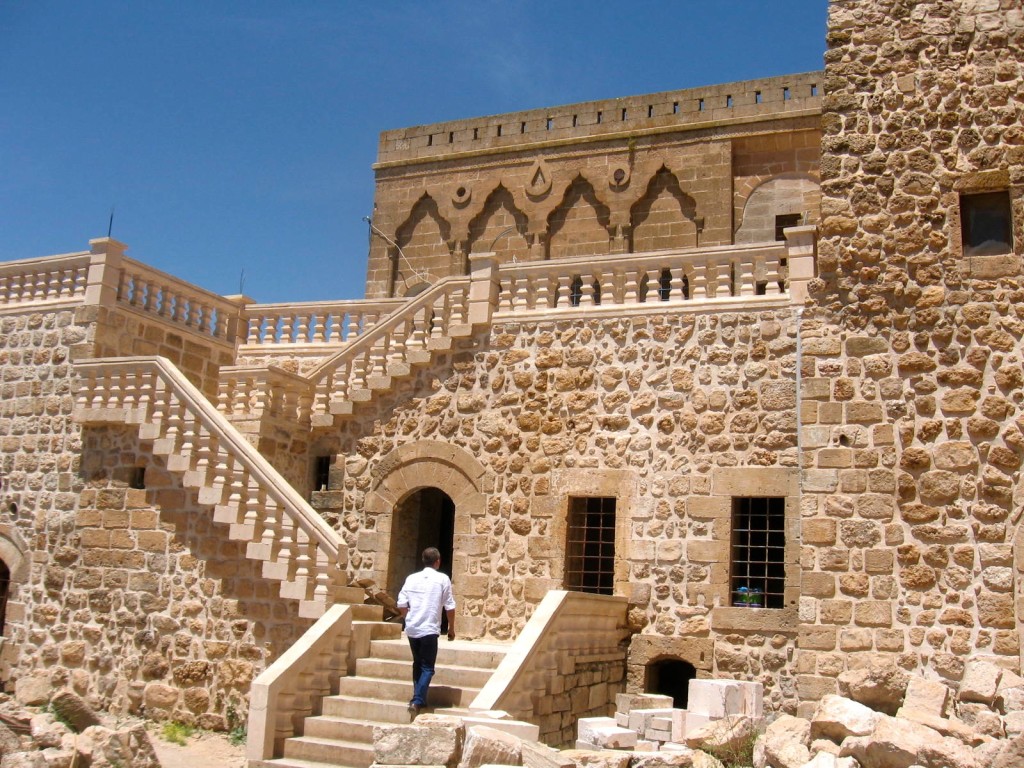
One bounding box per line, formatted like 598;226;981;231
784;225;817;305
467;252;500;326
222;294;255;347
84;237;127;307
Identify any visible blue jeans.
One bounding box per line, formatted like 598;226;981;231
408;634;438;707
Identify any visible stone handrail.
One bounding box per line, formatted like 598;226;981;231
306;276;473;420
471;590;629;743
217;365;313;425
116;256;244;343
72;356;345;617
0;252;92;308
494;241;789;317
246;603;353;762
240;298;404;348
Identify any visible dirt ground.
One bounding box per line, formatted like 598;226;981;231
149;728;247;768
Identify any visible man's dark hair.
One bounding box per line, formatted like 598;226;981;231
422;547;441;567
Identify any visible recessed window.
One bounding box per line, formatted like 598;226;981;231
597;110;603;124
775;213;802;241
726;95;733;107
698;98;705;111
783;87;791;101
810;84;818;96
473;127;478;140
313;455;331;492
672;101;679;114
621;107;628;120
129;467;146;490
731;497;785;609
427;134;433;147
569;275;584;307
647;105;654;118
565;496;616;595
521;121;526;134
448;131;454;144
546;117;553;130
572;114;578;127
961;190;1013;256
755;90;762;104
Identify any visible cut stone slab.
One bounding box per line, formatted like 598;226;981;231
457;725;522;768
616;694;673;714
520;740;574;768
374;715;466;768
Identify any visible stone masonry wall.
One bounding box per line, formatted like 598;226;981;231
324;305;806;712
0;303;305;726
796;0;1024;715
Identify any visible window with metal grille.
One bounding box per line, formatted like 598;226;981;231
565;496;616;595
731;497;785;609
775;213;801;241
961;191;1013;256
313;455;331;492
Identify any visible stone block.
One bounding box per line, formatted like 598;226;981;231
577;717;636;750
687;680;744;719
615;693;672;714
960;659;1003;704
457;725;522;768
374;716;465;768
902;676;950;717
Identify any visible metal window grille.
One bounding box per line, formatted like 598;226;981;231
569;275;583;306
961;191;1013;256
731;497;786;609
565;496;616;595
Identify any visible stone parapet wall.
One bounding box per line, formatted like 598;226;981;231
377;73;822;166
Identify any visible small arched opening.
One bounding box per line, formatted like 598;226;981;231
386;487;456;590
645;657;696;708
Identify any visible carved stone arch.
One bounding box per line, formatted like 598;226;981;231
465;185;531;263
734;172;820;244
629;165;698;253
392;194;454;293
620;155;678;209
545;175;613;260
362;441;492;611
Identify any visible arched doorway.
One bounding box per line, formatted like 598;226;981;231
646;658;696;708
386;487;456;590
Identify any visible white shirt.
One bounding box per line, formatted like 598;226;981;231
397;567;456;639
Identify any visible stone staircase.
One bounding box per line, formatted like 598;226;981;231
255;627;509;768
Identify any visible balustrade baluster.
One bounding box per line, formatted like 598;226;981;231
261;499;279;556
276;512;294;574
294;313;310;344
691;262;709;299
310;314;326;344
313;549;331;603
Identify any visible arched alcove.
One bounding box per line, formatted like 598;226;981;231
646;657;697;708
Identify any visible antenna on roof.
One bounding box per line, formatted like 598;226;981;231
239;269;246;295
107;206;115;238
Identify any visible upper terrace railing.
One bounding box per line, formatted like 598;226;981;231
117;256;243;343
0;252;92;307
494;240;789;317
240;299;404;349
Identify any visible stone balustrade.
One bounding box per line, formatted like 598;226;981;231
240;298;403;349
471;590;629;746
116;256;244;343
217;365;313;424
246;603;354;762
0;252;91;308
72;355;346;618
494;240;791;318
307;277;473;425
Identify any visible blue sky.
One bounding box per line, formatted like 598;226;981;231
1;2;828;302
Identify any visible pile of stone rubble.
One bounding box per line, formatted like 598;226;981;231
0;684;160;767
372;658;1024;768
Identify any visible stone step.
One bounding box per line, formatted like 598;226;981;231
368;638;509;668
282;734;374;768
252;758;345;768
336;675;479;708
320;694;414;722
353;657;494;689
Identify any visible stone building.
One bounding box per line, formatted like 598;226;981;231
0;0;1020;763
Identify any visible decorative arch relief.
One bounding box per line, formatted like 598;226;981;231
526;159;553;198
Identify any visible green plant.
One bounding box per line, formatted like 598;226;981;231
704;730;759;768
160;721;195;746
226;699;246;745
228;724;247;746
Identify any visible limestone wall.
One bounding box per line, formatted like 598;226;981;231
366;74;823;298
324;304;807;712
796;0;1024;714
